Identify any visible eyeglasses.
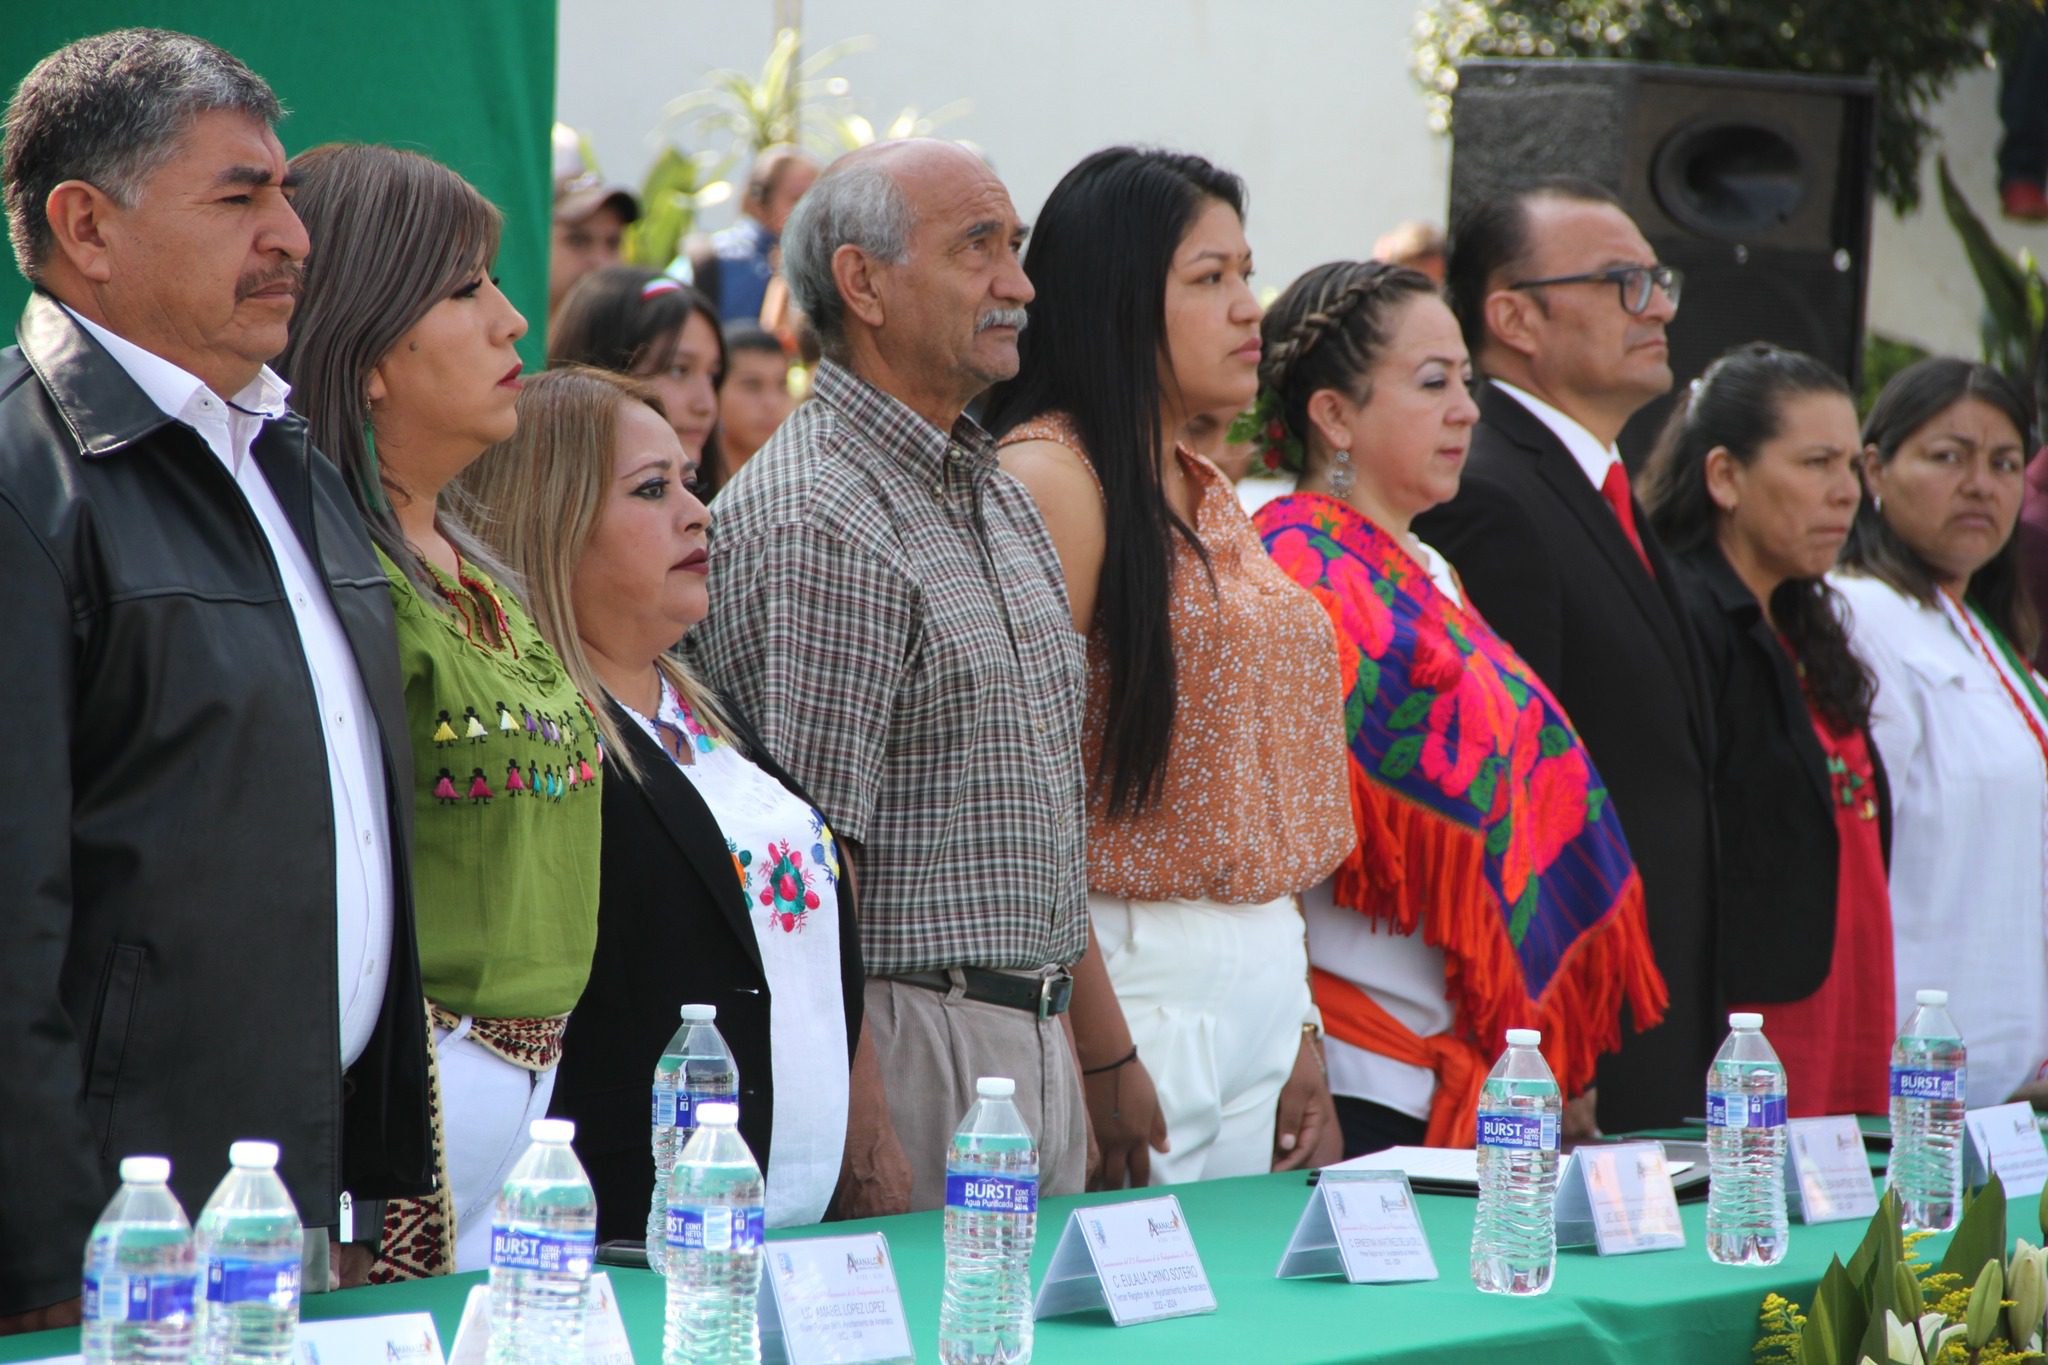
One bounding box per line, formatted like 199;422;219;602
1506;264;1684;315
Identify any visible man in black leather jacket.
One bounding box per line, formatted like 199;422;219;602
0;30;431;1330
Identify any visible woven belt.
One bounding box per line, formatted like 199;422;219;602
892;967;1074;1019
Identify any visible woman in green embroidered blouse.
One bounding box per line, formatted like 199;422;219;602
276;144;601;1279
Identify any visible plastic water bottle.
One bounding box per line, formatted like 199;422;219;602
662;1101;765;1365
82;1156;195;1364
940;1076;1038;1365
1706;1012;1790;1265
1471;1029;1562;1296
489;1117;598;1365
1890;988;1968;1232
650;1002;739;1273
193;1141;302;1365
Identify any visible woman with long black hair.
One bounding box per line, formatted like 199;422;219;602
984;147;1353;1184
1640;343;1893;1116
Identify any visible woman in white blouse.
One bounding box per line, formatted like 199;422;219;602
463;365;910;1234
1831;357;2047;1107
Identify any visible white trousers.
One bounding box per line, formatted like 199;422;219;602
434;1020;558;1272
1092;892;1310;1185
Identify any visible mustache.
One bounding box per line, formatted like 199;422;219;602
976;307;1029;334
236;261;304;303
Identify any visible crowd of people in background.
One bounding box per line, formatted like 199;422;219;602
5;25;2048;1334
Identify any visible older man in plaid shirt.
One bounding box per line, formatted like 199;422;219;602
692;140;1091;1214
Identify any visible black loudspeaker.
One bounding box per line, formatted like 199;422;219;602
1447;60;1878;464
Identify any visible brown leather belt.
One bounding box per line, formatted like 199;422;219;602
891;966;1075;1019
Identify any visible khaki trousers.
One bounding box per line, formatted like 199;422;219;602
864;973;1088;1212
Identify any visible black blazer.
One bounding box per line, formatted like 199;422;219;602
1669;544;1891;1003
550;697;863;1243
1414;384;1719;1132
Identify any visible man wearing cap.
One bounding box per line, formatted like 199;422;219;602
548;123;639;321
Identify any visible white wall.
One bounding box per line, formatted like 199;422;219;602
557;0;2043;363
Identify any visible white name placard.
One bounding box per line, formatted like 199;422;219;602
1032;1194;1217;1326
1554;1142;1685;1255
446;1270;633;1364
298;1312;445;1363
1965;1101;2048;1197
758;1232;914;1365
1785;1115;1881;1224
1275;1169;1438;1283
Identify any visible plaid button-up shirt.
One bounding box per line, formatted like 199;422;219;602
691;361;1089;975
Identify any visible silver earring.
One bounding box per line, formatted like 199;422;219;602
1331;446;1354;498
1873;493;1884;514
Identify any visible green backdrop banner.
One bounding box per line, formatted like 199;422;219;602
0;2;558;367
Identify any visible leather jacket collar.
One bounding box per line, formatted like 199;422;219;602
18;289;211;459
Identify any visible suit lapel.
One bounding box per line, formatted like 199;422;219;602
1486;389;1706;726
611;702;768;979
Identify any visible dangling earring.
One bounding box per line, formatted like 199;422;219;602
359;399;391;515
1330;445;1355;499
1873;493;1884;514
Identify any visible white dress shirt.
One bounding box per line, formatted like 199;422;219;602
69;309;394;1068
1832;570;2048;1105
1309;541;1462;1120
1491;379;1621;492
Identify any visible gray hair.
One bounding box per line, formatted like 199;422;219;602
3;28;282;280
780;156;913;360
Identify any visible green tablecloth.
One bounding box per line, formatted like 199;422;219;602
3;1166;2025;1364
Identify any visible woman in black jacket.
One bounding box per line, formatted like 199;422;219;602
462;365;909;1239
1641;342;1893;1115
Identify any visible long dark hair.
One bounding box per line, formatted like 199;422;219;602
547;265;730;492
1640;343;1873;731
1841;356;2038;657
982;146;1246;815
275;143;506;594
1257;260;1439;475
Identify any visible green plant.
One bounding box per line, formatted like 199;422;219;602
661;27;873;159
1935;154;2047;384
1412;1;2042;214
1751;1176;2047;1365
620;147;733;272
1863;333;1932;415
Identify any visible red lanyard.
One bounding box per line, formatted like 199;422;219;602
1954;600;2048;776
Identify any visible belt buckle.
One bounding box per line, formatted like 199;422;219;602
1038;969;1074;1020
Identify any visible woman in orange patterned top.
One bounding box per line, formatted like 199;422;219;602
984;147;1355;1186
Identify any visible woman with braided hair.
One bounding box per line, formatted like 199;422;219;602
983;147;1354;1185
1248;261;1666;1157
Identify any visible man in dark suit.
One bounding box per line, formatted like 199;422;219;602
1414;178;1717;1132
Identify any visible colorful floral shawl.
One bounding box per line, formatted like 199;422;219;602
1255;493;1665;1135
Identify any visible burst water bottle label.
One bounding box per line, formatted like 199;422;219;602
666;1205;765;1251
1891;1068;1963;1102
204;1256;301;1307
85;1273;196;1323
1476;1111;1558;1151
945;1173;1038;1214
488;1226;595;1277
1707;1093;1788;1128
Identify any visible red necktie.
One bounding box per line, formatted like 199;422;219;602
1600;461;1654;579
